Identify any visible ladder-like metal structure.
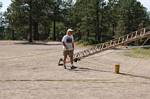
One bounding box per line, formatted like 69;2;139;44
58;28;150;65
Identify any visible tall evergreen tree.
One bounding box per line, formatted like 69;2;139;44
3;0;150;44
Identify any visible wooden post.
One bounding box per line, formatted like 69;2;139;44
115;64;120;74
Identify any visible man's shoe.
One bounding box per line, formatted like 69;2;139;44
71;66;77;69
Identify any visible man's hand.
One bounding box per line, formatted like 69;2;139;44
65;46;68;50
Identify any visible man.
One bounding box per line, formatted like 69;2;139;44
62;29;77;69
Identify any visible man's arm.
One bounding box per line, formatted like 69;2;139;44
62;36;68;50
63;42;68;49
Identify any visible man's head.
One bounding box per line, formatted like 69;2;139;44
67;28;73;36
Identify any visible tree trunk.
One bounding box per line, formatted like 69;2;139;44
96;0;100;41
12;29;15;40
53;19;56;41
33;22;39;40
29;1;33;43
87;30;89;39
112;23;115;36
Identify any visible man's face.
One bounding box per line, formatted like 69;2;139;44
68;31;73;36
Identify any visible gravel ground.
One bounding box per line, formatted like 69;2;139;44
0;41;150;99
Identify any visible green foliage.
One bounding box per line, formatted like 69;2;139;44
70;0;150;44
4;0;74;41
126;48;150;58
78;37;99;45
49;22;66;41
2;0;150;45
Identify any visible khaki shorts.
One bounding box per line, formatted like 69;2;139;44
63;50;73;57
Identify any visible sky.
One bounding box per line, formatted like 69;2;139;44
0;0;150;12
138;0;150;11
0;0;11;12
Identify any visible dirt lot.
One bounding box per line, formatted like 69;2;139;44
0;41;150;99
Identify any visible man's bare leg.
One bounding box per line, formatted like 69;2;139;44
63;55;67;69
70;50;77;69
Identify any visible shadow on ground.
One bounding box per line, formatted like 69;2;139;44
120;73;150;80
68;67;111;73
